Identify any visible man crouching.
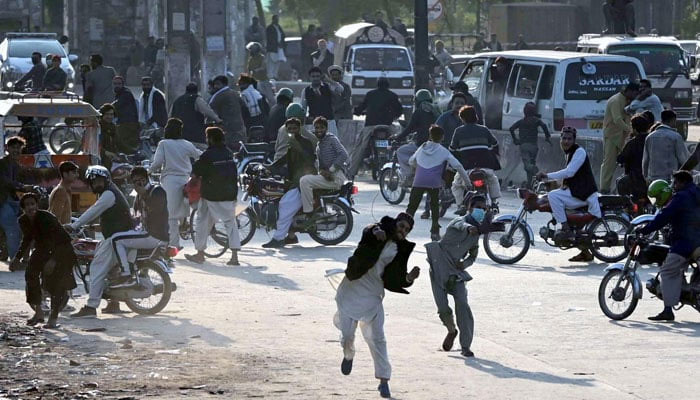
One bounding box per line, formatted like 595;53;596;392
334;212;420;399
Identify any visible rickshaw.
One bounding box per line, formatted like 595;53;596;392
0;93;101;213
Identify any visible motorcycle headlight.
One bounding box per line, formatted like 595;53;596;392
5;81;12;88
68;82;74;89
675;90;690;99
402;79;412;87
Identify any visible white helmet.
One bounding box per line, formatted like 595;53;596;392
85;165;111;182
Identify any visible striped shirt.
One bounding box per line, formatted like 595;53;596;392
317;133;348;173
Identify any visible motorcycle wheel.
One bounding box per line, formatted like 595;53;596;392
598;269;638;320
483;221;530;264
379;167;406;205
308;200;354;245
189;209;229;258
589;215;630;263
49;125;81;154
237;208;257;246
125;261;172;315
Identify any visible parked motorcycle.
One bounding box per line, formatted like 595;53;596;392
598;233;700;320
235;141;276;189
72;229;178;315
240;164;357;245
483;181;633;264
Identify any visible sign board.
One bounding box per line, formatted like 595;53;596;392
428;0;444;22
206;36;225;52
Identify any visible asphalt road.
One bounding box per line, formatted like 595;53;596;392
1;178;699;399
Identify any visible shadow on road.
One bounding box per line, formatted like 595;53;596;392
609;319;700;337
450;356;595;386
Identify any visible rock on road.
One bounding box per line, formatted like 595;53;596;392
1;178;699;399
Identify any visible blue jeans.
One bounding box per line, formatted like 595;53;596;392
0;200;21;258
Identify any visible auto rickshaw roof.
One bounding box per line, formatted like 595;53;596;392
0;98;99;118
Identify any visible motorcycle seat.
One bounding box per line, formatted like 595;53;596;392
243;142;275;154
566;212;597;226
598;195;629;209
692;247;700;261
314;188;340;197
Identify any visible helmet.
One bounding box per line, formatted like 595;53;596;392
245;42;262;53
285;103;305;119
85;165;111;182
414;89;433;105
276;87;294;102
647;179;672;207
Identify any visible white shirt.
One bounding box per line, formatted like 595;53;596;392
150;139;202;177
70;190;116;230
335;241;397;322
547;147;586;181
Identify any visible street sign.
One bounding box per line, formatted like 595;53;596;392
428;0;444;22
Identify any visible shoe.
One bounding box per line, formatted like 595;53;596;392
461;348;475;357
554;229;574;243
262;239;285;249
568;251;593;263
284;236;299;245
431;232;441;241
71;306;97;319
102;302;128;314
442;329;458;351
185;253;205;264
378;382;391;398
26;314;45;326
341;358;353;375
43;319;61;329
110;275;136;289
648;310;675;321
420;210;430;219
227;256;240;266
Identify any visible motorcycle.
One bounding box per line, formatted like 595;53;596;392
482;181;633;265
71;228;178;315
598;233;700;320
364;126;393;181
455;168;500;216
240;164;357;246
235;141;276;189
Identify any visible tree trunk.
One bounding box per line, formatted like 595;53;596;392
254;0;266;26
383;0;394;25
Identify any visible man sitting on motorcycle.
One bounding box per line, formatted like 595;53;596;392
536;126;601;263
639;171;700;321
299;117;348;214
69;166;134;318
262;118;318;248
450;106;501;215
110;167;169;281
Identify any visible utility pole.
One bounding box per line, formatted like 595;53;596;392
165;0;191;108
201;0;228;91
414;0;430;90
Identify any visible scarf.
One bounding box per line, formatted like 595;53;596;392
241;86;263;117
138;88;164;128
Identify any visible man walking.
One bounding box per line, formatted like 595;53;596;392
265;15;286;80
85;54;116;109
244;16;266;45
138;76;168;129
334;212;420;399
600;82;639;193
643;110;688;183
1;137;33;268
112;75;140;154
329;65;353;121
208;75;246;150
171;83;222;144
185;127;240;266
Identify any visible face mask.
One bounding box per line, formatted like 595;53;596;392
471;208;486;223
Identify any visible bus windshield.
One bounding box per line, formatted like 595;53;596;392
353;47;412;72
607;44;686;75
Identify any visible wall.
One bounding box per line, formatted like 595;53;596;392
0;0;44;38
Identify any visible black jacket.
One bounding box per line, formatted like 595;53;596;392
396;104;437;146
354;87;403;126
134;184;169;242
171;93;206;144
113;88;139;124
564;144;597;201
16;63;45;91
265;102;288;142
345;217;416;294
310;49;334;74
450;123;501;171
43;67;67;91
303;84;335;120
143;89;168;128
193;144;238;202
0;156;23;204
266;23;286;51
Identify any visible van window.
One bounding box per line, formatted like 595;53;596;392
539;65;556;99
507;64;542;99
564;61;641;100
353;47;411;72
460;61;484;96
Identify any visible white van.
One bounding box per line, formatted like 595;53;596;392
334;23;414;114
456;50;646;137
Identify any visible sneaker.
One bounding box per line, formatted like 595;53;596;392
420;210;430;219
184;253;205;264
71;306;97;319
262;239;285;249
284;236;299;245
110;275;136;289
568;251;593;263
648;310;675;321
461;348;475;357
442;329;458;351
341;358;353;375
378;382;391;398
102;301;128;314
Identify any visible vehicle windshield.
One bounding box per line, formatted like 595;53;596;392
8;40;66;58
564;61;642;101
607;44;686;75
353;48;412;72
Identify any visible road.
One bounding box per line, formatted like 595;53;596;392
1;178;700;399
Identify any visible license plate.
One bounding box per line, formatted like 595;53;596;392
375;140;389;148
589;120;604;130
